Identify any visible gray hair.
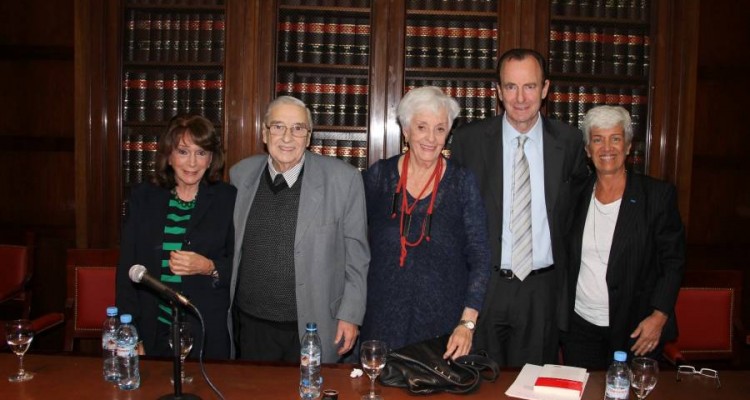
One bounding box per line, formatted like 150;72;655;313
582;105;633;146
397;86;460;129
264;95;314;132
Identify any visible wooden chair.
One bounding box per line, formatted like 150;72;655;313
63;248;119;352
663;269;745;366
0;244;64;349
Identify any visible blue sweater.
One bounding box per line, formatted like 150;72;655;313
360;155;491;350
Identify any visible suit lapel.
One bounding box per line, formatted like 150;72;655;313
296;152;323;247
483;118;504;218
187;183;213;235
606;173;642;282
570;177;596;279
542;117;564;219
233;160;264;256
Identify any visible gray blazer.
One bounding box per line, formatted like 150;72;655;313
228;151;370;362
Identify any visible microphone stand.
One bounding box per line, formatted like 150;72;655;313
159;303;200;400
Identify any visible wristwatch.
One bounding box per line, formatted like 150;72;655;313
459;320;476;331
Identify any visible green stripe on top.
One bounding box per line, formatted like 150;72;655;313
167;213;192;222
161;274;182;283
163;242;182;251
164;225;187;235
169;198;196;210
162;259;169;267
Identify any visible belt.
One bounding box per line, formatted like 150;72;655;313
497;265;555;280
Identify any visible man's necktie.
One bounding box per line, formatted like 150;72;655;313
511;135;532;281
271;174;288;193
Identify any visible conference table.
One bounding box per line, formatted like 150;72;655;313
0;353;746;399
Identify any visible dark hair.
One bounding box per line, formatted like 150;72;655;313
154;114;225;188
495;48;548;83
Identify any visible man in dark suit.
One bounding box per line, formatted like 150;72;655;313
451;48;589;366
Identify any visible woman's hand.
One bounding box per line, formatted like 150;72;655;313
443;307;479;360
169;250;214;276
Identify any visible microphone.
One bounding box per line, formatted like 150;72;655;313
129;264;193;308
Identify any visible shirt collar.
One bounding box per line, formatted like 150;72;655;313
267;153;305;187
502;112;543;146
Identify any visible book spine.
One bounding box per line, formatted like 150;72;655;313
125;10;136;62
150;13;163;62
278;13;293;63
191;73;207;116
309;135;323;155
566;84;578;127
144;133;159;180
573;25;590;74
212;13;225;62
601;27;615;75
320;76;337;126
604;0;617;18
354;19;369;65
123;72;132;121
131;132;145;184
163;73;179;120
135;11;151;61
579;0;592;17
626;29;644;76
177;72;191;114
562;0;576;17
323;17;339;65
205;72;224;124
353;77;368;127
416;21;431;68
180;13;191;62
589;26;601;74
171;13;182;61
199;13;214;62
462;21;478;70
549;25;562;72
476;22;495;70
307;16;325;64
560;25;574;73
134;72;148;121
548;84;565;122
122;130;132;186
612;28;627;75
352;139;367;170
162;13;173;62
294;15;307;63
339;18;356;65
338;137;353;165
189;13;201;62
146;71;165;122
433;22;448;69
405;23;419;68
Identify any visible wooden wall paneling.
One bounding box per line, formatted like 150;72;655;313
226;0;269;167
377;0;402;163
647;0;699;226
75;0;122;249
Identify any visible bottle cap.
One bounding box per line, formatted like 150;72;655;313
106;306;118;316
120;314;133;324
614;351;627;362
306;322;317;331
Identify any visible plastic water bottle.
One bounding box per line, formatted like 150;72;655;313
116;314;140;390
102;306;120;382
604;351;631;400
299;322;322;399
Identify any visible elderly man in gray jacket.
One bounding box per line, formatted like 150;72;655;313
228;96;370;363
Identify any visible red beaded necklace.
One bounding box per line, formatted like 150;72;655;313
391;151;443;267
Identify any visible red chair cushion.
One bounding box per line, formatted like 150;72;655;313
0;245;29;301
672;287;733;354
74;266;116;331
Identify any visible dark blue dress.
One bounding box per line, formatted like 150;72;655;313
360;155;491;351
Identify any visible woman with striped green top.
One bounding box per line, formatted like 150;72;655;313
116;115;236;359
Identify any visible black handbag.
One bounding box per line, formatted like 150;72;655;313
378;335;500;395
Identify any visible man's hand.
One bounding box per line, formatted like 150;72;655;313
335;320;359;355
630;310;668;356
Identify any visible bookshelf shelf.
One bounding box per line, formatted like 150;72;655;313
277;62;369;72
549;73;649;84
124;5;225;12
406;10;498;19
279;5;370;15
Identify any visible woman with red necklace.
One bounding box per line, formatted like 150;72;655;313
360;86;491;359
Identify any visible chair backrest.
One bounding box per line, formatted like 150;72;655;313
0;244;33;318
671;287;735;359
64;248;119;352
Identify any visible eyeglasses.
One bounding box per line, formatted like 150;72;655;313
676;365;721;388
265;123;309;138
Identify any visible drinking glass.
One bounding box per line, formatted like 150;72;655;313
168;322;194;384
5;319;34;382
631;357;659;399
360;340;388;400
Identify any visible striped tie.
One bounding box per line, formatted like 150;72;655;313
511;135;532;281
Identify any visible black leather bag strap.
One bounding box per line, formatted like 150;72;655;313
456;353;500;382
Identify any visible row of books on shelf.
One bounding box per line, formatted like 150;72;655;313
551;0;649;21
123;71;224;124
309;131;368;171
547;84;646;137
122;130;159;186
281;0;369;6
404;80;497;126
277;15;370;66
125;10;225;63
405;20;497;69
407;0;497;12
126;0;224;6
276;73;369;127
550;24;649;76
